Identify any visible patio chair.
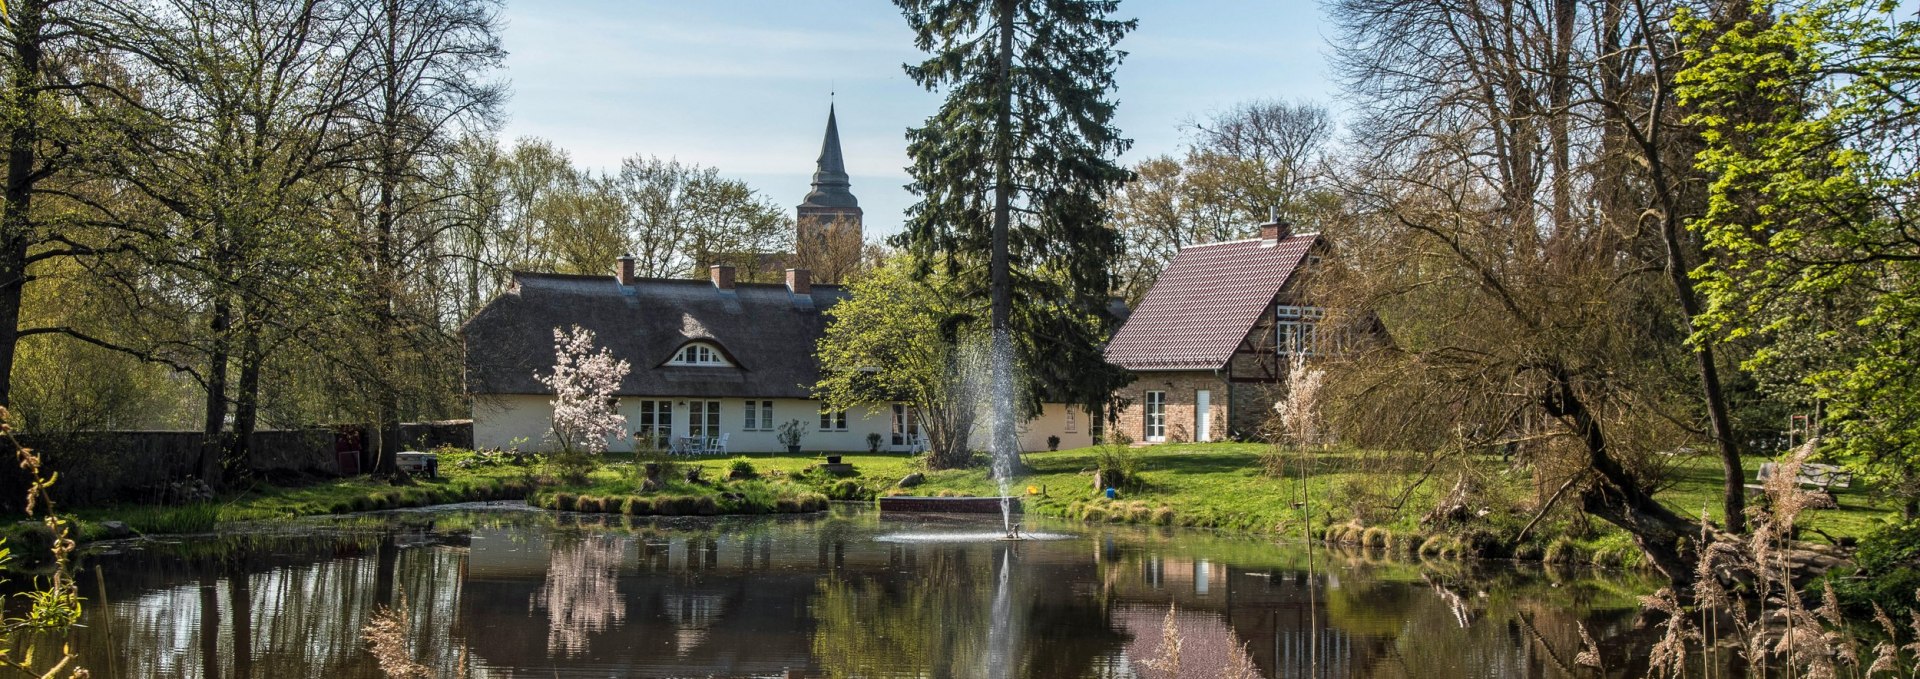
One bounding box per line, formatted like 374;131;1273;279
910;433;930;454
713;433;730;455
684;436;707;456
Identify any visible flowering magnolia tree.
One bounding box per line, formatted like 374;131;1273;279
537;325;631;455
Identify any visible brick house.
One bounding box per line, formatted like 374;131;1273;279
1103;219;1333;443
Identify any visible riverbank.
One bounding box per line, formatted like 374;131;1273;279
21;443;1892;571
698;443;1894;568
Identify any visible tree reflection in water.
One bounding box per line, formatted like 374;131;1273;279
530;532;630;656
51;510;1708;678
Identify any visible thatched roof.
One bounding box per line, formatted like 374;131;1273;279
463;272;847;399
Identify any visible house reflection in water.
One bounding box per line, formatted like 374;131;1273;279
58;512;1659;678
457;522;1400;678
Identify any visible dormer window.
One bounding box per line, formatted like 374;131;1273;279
670;342;731;367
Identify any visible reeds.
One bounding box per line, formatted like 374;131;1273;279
1636;440;1909;678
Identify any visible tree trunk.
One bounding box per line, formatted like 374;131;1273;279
1539;362;1697;585
0;0;47;409
229;327;263;483
202;294;233;486
986;0;1017;479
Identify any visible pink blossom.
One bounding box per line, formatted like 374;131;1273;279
537;325;631;455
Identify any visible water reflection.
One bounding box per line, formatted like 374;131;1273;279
46;505;1678;678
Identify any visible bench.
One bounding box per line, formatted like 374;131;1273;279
1744;462;1851;496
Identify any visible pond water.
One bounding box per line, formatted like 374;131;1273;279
51;503;1683;678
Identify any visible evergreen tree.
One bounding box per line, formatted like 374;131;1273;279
894;0;1135;463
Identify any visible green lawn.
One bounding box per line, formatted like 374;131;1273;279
28;442;1891;571
729;442;1897;563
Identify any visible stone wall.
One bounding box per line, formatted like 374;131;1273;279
1;420;473;511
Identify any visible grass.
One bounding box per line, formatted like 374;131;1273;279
23;442;1893;571
753;442;1900;563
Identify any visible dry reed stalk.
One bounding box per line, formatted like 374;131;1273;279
1575;622;1604;672
1138;604;1182;678
363;597;432;679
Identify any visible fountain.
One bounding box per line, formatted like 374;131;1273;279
871;331;1074;544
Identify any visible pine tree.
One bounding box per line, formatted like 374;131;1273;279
894;0;1135;459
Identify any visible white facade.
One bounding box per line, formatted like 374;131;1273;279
474;394;1100;454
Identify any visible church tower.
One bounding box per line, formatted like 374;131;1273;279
795;104;862;273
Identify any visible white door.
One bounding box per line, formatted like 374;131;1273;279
1195;390;1212;442
1144;391;1167;442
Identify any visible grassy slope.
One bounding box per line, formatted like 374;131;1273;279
704;443;1894;551
43;443;1891;554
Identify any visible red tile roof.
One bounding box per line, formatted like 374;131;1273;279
1105;234;1317;371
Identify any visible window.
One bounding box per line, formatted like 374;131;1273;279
689;401;720;439
819;406;848;431
1065;406;1078;434
891;404;921;446
743;400;773;430
1144;391;1166;442
670;343;729;366
636;400;672;449
1091;408;1105;442
1277;305;1347;356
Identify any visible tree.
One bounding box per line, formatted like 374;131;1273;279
332;0;505;474
1323;0;1746;579
537;325;628;457
79;0;372;482
815;256;985;469
894;0;1136;473
1679;0;1920;516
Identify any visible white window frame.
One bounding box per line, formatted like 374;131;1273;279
636;400;672;449
741;400;773;431
1276;305;1344;356
891;403;921;447
669;342;731;367
1065;406;1078;433
1144;391;1167;442
689;400;720;439
818;406;848;431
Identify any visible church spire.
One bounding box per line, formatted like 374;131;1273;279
801;104;858;209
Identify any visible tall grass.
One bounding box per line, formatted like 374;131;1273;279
1641;441;1917;678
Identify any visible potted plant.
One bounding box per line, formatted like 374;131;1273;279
1047;435;1061;452
867;432;883;454
778;419;807;454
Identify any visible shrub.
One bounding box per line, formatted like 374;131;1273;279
867;432;883;454
692;496;721;515
1092;435;1141;491
1831;520;1920;615
728;458;757;479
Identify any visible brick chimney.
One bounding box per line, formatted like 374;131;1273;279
1259;207;1291;245
616;253;636;285
786;268;811;295
710;264;736;290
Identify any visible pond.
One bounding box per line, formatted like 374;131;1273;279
53;503;1681;678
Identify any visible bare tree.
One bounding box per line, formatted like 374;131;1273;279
1323;0;1744;580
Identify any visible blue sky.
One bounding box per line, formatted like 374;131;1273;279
497;1;1336;239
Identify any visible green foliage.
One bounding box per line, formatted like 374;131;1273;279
1679;0;1920;505
893;0;1136;414
813;257;982;468
1830;519;1920;615
777;419;807;449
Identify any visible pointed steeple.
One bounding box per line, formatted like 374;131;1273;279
801;104;858;209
